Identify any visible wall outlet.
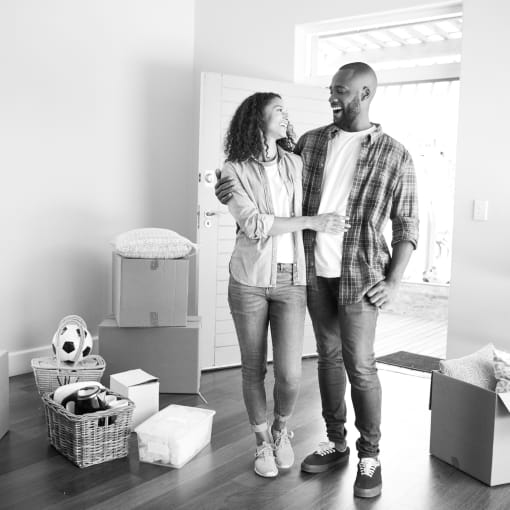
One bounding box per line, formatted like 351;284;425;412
473;199;489;221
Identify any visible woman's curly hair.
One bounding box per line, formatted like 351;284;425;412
224;92;295;162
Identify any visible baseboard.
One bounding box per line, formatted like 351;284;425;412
11;341;312;376
8;337;99;377
201;353;318;372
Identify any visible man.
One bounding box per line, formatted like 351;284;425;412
215;62;418;498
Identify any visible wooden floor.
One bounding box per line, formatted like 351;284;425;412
2;355;510;509
375;311;447;359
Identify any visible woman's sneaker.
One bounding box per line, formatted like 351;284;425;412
272;428;295;469
254;441;278;478
301;441;350;473
354;457;382;498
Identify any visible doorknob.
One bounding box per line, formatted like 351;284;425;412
202;170;219;187
203;209;227;228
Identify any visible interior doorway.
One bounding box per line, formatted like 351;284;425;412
372;79;458;360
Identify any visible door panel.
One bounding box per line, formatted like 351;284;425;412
196;72;330;368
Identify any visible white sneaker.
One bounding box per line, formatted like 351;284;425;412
273;428;295;469
254;441;278;477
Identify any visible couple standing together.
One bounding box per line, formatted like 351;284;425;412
214;61;418;499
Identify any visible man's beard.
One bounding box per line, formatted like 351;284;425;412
338;97;361;130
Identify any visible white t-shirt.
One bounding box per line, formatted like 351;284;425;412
264;161;294;263
315;126;375;277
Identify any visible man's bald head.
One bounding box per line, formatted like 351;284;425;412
338;62;378;101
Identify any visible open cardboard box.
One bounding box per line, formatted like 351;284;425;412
430;371;510;486
110;369;159;429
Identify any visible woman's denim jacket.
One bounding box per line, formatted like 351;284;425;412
221;147;306;287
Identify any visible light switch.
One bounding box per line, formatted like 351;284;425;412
473;199;489;221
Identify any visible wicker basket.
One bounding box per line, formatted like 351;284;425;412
32;315;106;395
42;390;134;468
31;355;106;395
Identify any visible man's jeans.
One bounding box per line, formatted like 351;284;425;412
228;267;306;429
307;276;381;458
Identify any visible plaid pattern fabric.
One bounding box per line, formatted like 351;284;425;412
294;123;419;304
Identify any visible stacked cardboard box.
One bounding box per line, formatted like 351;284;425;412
0;350;9;440
112;254;188;327
99;254;201;394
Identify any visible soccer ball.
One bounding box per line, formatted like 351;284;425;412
52;315;93;363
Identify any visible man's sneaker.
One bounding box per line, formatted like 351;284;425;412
273;428;295;469
301;441;350;473
354;457;382;498
254;441;278;478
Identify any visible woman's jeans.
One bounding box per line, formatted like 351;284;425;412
228;266;306;430
307;276;381;458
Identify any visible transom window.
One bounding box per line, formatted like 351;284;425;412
295;4;462;86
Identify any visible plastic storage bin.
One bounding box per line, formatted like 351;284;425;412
135;404;215;468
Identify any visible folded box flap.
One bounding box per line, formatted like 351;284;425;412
112;368;159;387
498;392;510;412
429;370;438;410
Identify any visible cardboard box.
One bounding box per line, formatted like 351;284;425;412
99;316;200;393
0;351;8;440
430;371;510;486
112;253;188;327
135;404;215;468
110;369;159;429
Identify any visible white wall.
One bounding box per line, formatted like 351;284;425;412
0;0;195;373
447;0;510;356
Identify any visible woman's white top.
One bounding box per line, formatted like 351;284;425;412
263;161;295;263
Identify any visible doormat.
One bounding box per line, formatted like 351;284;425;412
375;351;442;373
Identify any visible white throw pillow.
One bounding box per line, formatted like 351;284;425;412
494;348;510;393
113;228;198;259
439;343;496;390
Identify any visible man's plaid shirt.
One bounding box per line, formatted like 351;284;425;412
294;123;419;304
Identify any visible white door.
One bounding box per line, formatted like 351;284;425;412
196;72;330;369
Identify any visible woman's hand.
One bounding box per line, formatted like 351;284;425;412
214;169;235;204
309;213;350;234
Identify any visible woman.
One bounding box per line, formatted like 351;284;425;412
221;92;349;477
